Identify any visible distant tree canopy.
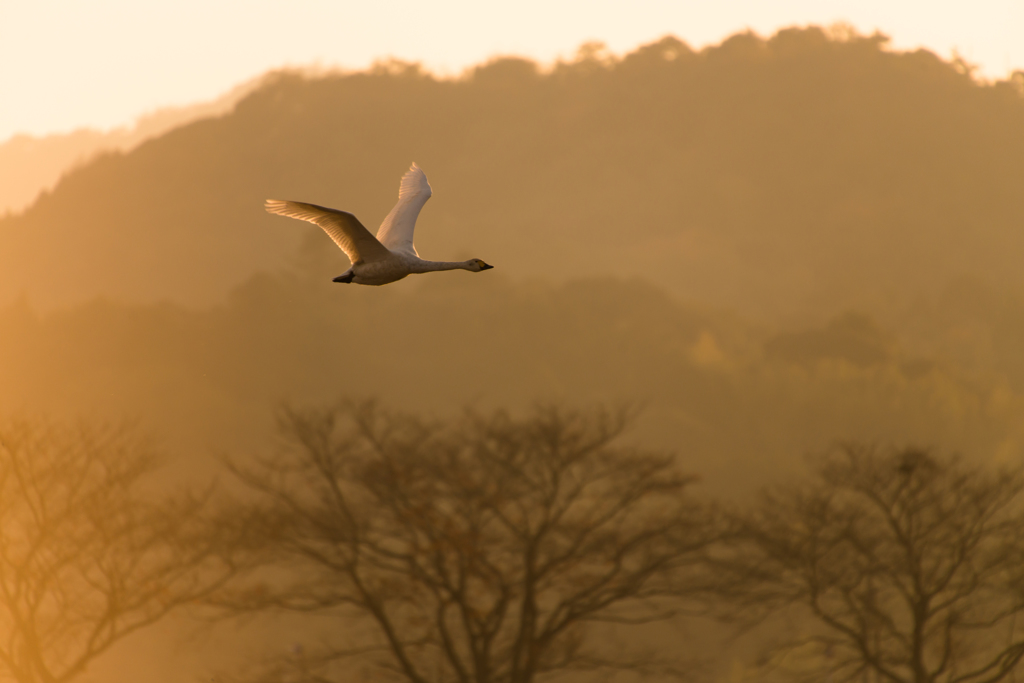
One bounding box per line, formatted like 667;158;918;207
1;26;1023;315
3;271;1024;495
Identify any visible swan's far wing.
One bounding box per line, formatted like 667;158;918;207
375;163;432;257
265;200;392;264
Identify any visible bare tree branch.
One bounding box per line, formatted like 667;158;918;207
712;444;1024;683
220;401;714;683
0;416;245;683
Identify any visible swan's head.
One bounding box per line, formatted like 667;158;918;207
469;259;494;272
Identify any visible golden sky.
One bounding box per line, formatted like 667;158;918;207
1;0;1021;141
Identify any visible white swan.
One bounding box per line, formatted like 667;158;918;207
265;163;492;286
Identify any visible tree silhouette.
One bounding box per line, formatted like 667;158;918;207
0;417;241;683
223;402;712;683
715;444;1024;683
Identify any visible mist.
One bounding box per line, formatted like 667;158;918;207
2;26;1024;683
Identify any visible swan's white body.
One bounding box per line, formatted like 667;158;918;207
265;163;492;286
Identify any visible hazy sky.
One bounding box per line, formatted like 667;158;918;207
1;0;1021;141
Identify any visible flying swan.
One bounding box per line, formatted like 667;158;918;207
265;163;493;286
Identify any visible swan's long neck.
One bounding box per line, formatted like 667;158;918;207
409;259;476;274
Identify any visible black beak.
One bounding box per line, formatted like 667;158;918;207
480;263;494;271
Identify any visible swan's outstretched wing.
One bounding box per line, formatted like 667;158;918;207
265;200;392;264
375;163;432;257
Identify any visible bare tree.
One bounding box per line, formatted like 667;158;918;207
714;444;1024;683
0;417;242;683
223;402;712;683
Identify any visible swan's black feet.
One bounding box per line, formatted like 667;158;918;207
332;273;355;284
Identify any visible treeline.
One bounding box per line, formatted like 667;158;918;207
1;27;1023;317
2;269;1021;493
4;405;1024;683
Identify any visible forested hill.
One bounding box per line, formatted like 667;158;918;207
1;27;1022;316
4;269;1021;494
